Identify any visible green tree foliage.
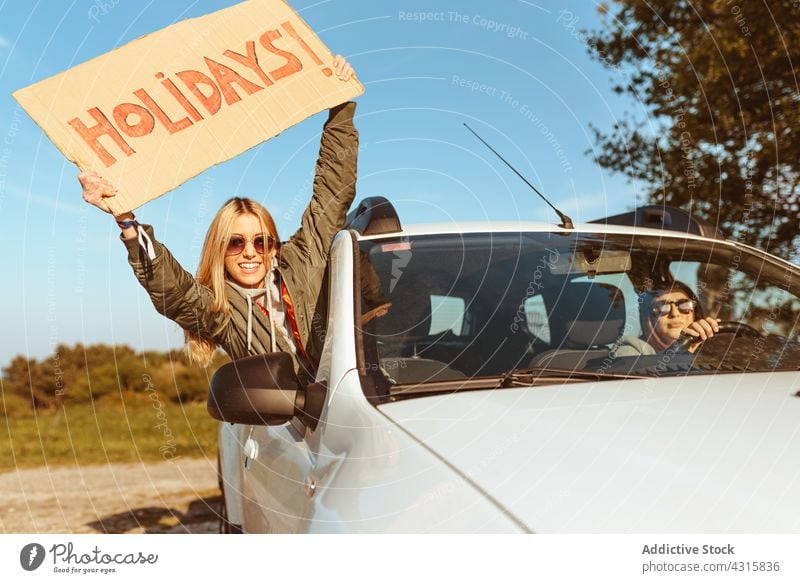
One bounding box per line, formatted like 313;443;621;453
1;344;230;415
587;1;799;258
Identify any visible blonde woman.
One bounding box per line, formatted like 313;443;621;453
79;56;357;381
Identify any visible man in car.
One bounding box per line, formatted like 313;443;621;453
614;282;721;356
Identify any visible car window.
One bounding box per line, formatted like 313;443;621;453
523;295;550;343
357;232;800;393
672;259;800;340
429;295;466;335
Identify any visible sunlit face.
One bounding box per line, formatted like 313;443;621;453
223;214;275;288
644;290;696;350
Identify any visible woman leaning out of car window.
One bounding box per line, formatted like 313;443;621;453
79;56;357;382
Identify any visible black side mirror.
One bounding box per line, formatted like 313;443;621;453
207;352;326;430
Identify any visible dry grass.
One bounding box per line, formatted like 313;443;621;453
0;399;217;472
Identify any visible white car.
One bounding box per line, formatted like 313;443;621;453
210;200;800;533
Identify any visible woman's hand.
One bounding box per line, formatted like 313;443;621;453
683;317;721;352
332;54;355;81
683;316;721;341
78;171;118;214
362;302;391;325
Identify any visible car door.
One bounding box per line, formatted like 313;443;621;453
237;231;359;532
240;418;315;533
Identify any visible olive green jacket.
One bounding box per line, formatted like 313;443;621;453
123;102;359;378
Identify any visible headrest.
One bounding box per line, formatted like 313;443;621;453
550;282;626;348
375;288;432;339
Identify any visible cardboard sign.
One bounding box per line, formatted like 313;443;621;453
13;0;363;214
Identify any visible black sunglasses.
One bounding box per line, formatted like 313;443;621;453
650;299;696;318
225;234;277;256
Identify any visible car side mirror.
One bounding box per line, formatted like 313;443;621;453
207;352;326;430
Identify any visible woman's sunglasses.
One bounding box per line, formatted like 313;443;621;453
225;234;277;256
650;299;696;318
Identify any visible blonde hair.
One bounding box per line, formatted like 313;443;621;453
185;197;279;366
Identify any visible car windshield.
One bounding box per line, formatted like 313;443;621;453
356;232;800;393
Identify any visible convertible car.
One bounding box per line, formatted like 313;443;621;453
209;201;800;533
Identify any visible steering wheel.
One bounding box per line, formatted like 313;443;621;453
672;321;762;353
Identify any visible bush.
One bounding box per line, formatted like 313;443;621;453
1;343;231;412
0;386;33;417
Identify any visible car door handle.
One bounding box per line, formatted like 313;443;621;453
304;475;317;497
243;436;258;470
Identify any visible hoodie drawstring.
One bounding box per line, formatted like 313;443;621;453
229;270;283;354
245;294;253;351
137;225;156;260
268;303;277;352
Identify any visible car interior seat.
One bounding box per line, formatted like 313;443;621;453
375;285;466;382
529;281;626;371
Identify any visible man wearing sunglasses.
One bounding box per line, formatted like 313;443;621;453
614;282;720;357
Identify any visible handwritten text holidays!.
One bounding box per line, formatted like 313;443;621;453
69;20;332;168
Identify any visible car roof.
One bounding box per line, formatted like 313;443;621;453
354;220;735;245
352;220;800;271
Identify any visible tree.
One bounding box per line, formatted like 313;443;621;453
1;343;231;415
587;1;800;259
2;355;56;410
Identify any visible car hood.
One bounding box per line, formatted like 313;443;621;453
377;372;800;532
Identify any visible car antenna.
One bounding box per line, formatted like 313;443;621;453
463;123;574;229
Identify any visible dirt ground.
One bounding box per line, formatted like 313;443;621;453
0;458;221;534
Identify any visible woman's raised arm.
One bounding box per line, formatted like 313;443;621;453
78;171;227;342
281;55;359;266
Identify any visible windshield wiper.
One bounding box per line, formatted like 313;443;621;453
496;367;650;388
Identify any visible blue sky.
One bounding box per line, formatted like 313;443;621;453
0;0;642;369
